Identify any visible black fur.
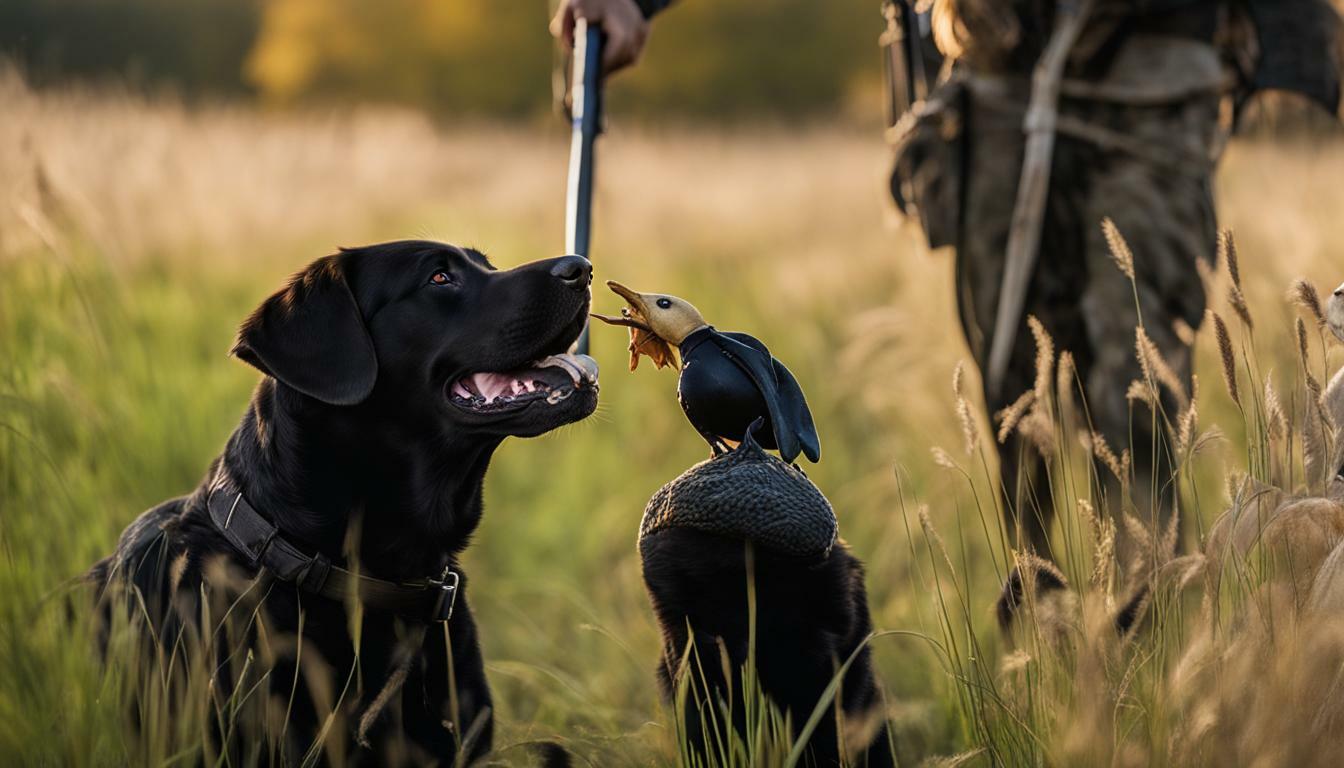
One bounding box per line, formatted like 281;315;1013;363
641;530;894;766
88;241;596;764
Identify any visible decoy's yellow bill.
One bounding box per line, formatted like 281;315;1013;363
589;280;678;371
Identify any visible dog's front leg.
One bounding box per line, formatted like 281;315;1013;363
422;590;494;763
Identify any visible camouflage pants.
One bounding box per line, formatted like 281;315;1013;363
953;38;1222;556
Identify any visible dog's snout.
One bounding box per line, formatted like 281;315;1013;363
550;255;592;289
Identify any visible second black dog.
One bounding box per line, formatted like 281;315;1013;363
641;530;893;766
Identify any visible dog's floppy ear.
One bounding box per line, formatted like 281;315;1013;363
231;255;377;405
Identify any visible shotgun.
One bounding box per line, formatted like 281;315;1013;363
565;21;604;356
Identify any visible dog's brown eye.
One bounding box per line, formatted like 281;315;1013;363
429;271;454;286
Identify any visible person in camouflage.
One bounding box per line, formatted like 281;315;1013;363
550;0;1341;564
899;2;1233;561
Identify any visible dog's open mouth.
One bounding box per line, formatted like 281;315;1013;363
448;354;599;413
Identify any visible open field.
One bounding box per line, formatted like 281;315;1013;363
3;71;1344;765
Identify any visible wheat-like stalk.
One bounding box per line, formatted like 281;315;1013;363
1121;511;1155;576
931;446;957;469
1191;424;1224;455
1126;379;1155;407
917;504;957;575
1264;375;1287;442
1101;217;1135;280
1220;233;1253;327
1056;350;1077;421
1135;326;1189;409
1028;315;1054;407
1090;431;1129;482
1290;279;1326;329
1018;410;1058;458
1307;368;1324;403
1079;498;1115;594
1157;508;1180;569
996;390;1036;444
1219;229;1241;289
952;361;980;455
1210;311;1240;407
1228;285;1254;329
1305;390;1328;489
1177;402;1198;455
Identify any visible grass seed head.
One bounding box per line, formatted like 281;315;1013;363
1219;229;1241;289
1210;311;1240;407
1126;379;1156;407
1135;325;1189;409
1264;375;1288;442
952;361;980;455
1102;217;1135;280
1304;385;1329;489
996;389;1036;444
1298;316;1312;365
1290;279;1326;329
1090;431;1129;482
1080;498;1116;593
1177;401;1199;455
1056;350;1077;418
1018;410;1058;458
1028;315;1055;405
1228;284;1254;329
931;446;957;469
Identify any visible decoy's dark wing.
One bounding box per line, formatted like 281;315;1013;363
718;331;821;463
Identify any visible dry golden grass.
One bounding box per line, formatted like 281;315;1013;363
6;71;1344;765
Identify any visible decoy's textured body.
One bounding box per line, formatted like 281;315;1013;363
594;282;820;464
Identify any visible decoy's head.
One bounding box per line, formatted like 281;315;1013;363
592;281;707;371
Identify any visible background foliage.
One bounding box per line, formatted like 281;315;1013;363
1;0;883;119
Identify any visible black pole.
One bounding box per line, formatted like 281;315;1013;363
566;21;604;356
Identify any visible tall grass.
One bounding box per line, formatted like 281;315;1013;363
3;72;1344;764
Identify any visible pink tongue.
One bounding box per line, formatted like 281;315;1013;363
471;372;518;401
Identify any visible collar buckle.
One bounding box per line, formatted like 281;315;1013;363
427;568;460;623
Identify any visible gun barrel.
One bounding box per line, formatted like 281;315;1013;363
565;22;604;356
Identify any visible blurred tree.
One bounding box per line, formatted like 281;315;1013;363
0;0;260;95
245;0;553;117
3;0;884;120
246;0;880;120
614;0;878;119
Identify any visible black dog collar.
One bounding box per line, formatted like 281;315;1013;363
206;479;458;623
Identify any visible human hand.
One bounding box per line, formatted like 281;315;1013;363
550;0;650;75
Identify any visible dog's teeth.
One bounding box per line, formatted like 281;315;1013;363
572;354;599;385
534;354;598;387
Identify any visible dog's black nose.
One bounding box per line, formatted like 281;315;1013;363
550;255;592;289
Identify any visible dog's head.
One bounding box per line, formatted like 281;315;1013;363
232;240;598;439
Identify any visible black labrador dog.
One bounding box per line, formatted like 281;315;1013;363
89;240;597;764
